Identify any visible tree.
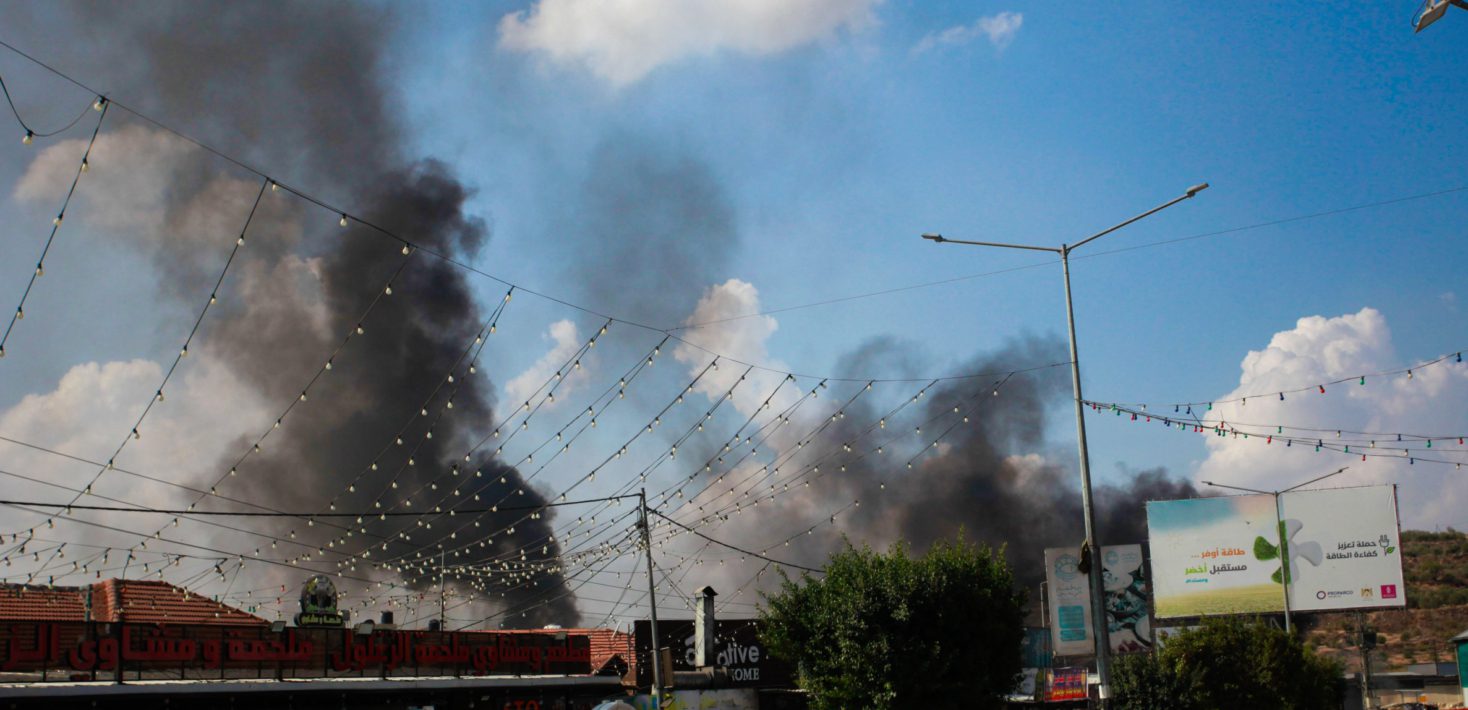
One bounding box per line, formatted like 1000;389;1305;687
758;535;1025;710
1111;617;1342;710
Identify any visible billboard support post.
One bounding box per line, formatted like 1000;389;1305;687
1202;467;1348;633
1273;491;1293;632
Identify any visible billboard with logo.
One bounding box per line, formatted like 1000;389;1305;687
1044;544;1150;656
1146;484;1405;618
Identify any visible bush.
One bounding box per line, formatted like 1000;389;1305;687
1112;618;1342;710
759;535;1025;710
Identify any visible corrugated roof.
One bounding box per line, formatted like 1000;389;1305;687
0;579;265;626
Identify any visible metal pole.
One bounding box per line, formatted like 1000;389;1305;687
439;547;446;629
1359;612;1374;709
640;489;664;708
1060;246;1111;701
922;185;1207;706
1275;492;1293;633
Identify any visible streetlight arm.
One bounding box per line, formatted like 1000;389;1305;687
1281;466;1349;493
1203;466;1349;496
921;234;1060;253
1202;481;1271;496
1070;184;1209;252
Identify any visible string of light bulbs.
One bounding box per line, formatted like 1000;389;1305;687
1085;401;1468;469
672;370;1022;533
1082;400;1468;447
0;71;99;140
0;38;1082;386
5;176;270;588
1093;348;1464;412
369;344;716;571
0;94;107;359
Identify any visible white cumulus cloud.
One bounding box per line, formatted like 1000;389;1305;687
673;279;803;420
913;11;1023;54
1193;308;1468;530
0;354;275;548
504;320;590;413
498;0;882;87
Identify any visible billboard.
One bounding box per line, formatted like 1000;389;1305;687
1044;544;1150;656
1147;484;1405;618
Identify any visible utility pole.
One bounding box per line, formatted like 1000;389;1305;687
922;182;1208;704
640;489;664;708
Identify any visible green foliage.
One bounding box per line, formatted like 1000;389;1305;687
758;535;1025;710
1112;618;1342;710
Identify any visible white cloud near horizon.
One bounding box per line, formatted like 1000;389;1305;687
1193;308;1468;531
504;319;590;414
498;0;882;87
913;11;1023;54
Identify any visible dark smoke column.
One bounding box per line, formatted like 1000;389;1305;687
23;1;581;627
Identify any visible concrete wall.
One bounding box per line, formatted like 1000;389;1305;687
630;688;759;710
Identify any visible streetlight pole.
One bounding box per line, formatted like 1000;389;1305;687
922;182;1208;702
1203;466;1349;633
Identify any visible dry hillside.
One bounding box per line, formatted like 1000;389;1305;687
1307;529;1468;672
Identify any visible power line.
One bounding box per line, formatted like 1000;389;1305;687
651;510;822;573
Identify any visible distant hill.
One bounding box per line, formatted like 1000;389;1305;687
1307;528;1468;672
1401;529;1468;609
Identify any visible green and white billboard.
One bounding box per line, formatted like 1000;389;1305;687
1146;485;1405;619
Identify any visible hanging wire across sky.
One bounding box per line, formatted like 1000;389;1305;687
3;36;1465;378
3;34;1466;627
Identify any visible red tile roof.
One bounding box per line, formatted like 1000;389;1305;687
0;579;265;626
464;627;635;677
96;579;266;626
0;583;87;621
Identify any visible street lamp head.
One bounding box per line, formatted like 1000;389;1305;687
921;233;945;243
1185;182;1210;197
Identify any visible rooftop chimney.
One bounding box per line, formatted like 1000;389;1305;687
694;586;717;668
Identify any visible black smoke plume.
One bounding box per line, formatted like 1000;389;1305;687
742;335;1198;590
14;2;577;626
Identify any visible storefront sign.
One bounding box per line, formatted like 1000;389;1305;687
0;621;591;678
633;619;791;688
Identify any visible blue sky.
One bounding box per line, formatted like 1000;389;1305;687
387;2;1468;501
0;1;1466;619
